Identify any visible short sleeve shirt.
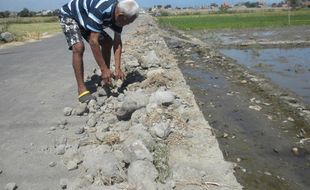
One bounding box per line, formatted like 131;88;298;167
60;0;122;34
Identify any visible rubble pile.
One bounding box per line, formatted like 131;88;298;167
51;15;241;190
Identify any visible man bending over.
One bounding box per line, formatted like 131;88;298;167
59;0;139;102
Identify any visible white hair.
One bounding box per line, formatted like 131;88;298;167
117;0;139;18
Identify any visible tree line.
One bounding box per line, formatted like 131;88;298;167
0;8;60;18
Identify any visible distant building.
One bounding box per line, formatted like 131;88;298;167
301;0;310;7
36;10;52;16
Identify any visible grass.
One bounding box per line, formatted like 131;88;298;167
157;9;310;30
0;16;60;42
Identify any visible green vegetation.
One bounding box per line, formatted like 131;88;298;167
0;16;60;42
157;9;310;30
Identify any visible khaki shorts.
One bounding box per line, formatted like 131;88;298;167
59;16;111;50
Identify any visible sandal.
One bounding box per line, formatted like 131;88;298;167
78;91;95;103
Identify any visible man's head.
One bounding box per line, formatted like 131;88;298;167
115;0;139;27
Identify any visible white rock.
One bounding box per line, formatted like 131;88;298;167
49;161;57;167
149;89;175;106
75;103;88;116
116;91;149;121
1;32;14;42
287;117;295;122
56;144;66;155
86;117;97;127
75;126;85;134
153;122;171;139
140;50;161;69
83;149;121;177
249;105;262;111
123;140;153;163
63;107;73;116
128;160;158;190
5;183;17;190
66;160;78;171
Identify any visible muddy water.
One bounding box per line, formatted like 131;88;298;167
220;48;310;104
164;38;310;190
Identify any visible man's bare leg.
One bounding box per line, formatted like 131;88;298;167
72;42;87;95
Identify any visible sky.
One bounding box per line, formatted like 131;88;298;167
0;0;282;11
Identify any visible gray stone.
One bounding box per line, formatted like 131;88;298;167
131;108;147;125
60;119;68;125
60;178;68;189
127;57;140;68
139;50;161;69
75;126;85;134
83;148;122;177
149;89;175;106
128;160;158;190
87;99;99;113
75;103;88;116
49;161;57;167
1;32;14;43
125;124;155;151
5;182;17;190
66;160;78;171
62;148;83;166
0;169;2;174
116;91;149;121
153;122;171;139
95;123;110;141
97;86;108;97
56;144;66;155
63;107;73;116
114;150;125;162
86;116;97;127
123;140;153;163
97;96;107;106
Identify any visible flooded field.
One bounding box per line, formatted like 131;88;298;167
220;48;310;104
162;26;310;190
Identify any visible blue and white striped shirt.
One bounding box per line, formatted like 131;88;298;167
60;0;122;34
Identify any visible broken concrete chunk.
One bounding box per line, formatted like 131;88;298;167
123;140;153;163
66;160;78;171
128;160;158;190
75;103;88;116
5;183;17;190
56;144;66;155
150;89;175;106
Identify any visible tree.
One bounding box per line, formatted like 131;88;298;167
287;0;301;8
164;5;172;9
0;10;10;18
18;8;30;17
52;9;60;16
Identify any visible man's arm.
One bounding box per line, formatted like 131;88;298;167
89;32;113;85
113;32;125;80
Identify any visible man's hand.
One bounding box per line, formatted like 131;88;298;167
101;68;113;86
114;68;125;81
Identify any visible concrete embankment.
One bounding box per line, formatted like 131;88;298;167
51;14;242;190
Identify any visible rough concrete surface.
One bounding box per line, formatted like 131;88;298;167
0;14;241;190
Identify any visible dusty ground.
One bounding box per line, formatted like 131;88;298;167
0;14;241;190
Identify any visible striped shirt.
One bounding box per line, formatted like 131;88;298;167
60;0;122;34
